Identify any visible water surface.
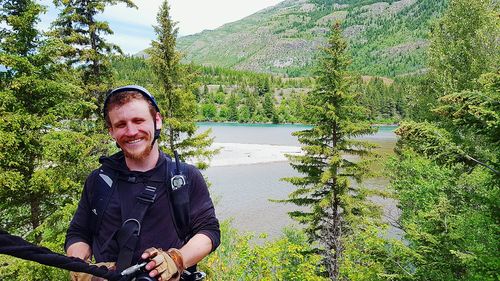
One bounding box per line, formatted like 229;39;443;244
198;123;399;238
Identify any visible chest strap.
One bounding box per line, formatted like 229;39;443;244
115;185;157;271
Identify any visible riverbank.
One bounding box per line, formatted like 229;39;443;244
209;142;302;167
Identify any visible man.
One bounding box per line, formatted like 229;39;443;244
66;85;220;280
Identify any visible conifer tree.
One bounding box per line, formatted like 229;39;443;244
283;23;379;280
390;0;500;279
245;91;258;120
227;93;239;121
50;0;137;117
0;0;99;240
147;0;216;168
263;92;276;122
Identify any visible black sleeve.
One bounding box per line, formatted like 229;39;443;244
188;166;221;251
64;171;97;251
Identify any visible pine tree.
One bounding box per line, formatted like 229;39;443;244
245;91;258;120
282;23;380;280
227;93;239;121
147;0;216;168
0;0;101;243
263;92;276;122
50;0;137;117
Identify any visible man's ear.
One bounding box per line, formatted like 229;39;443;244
155;112;162;128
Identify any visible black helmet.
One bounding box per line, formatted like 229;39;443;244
104;85;161;145
104;85;160;118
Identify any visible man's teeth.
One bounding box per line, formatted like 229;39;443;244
127;139;142;144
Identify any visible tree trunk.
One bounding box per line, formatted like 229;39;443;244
326;122;343;280
29;193;41;243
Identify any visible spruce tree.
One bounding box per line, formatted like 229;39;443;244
227;93;239;121
147;0;216;168
282;23;380;280
0;0;101;244
263;92;276;122
50;0;137;117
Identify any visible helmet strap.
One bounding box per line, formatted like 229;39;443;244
152;119;161;147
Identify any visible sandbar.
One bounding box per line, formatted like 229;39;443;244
208;142;302;167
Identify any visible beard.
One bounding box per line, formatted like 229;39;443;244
122;142;153;161
118;133;153;161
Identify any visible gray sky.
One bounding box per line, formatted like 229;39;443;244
39;0;283;54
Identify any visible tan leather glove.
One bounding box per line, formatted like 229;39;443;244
69;262;116;281
143;247;185;281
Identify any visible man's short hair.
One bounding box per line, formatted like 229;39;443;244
104;91;157;127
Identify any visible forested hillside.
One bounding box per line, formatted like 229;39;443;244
112;56;408;124
175;0;447;77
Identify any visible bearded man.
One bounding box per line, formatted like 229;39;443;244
65;85;220;281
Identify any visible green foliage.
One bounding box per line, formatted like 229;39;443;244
263;92;277;123
340;221;413;281
388;151;499;280
388;1;500;279
0;2;115;279
0;0;101;236
199;221;328;281
355;76;406;123
111;56;318;124
112;55;154;87
428;0;499;93
226;93;239;121
0;203;78;280
147;0;216;169
0;3;111;280
395;121;465;165
282;23;388;279
434;72;500;146
200;102;217;120
50;0;137;116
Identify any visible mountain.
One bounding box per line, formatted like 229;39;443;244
175;0;447;77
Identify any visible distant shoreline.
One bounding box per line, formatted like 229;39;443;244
207;142;302;167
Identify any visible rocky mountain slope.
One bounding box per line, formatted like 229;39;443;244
175;0;447;77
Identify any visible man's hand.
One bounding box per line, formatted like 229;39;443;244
142;248;185;281
67;241;92;261
69;262;115;281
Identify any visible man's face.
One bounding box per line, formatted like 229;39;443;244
108;99;161;161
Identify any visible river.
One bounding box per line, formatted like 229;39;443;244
197;123;399;239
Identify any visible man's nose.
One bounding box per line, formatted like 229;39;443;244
125;124;139;136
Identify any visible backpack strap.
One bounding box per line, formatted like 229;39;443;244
167;152;199;276
89;167;119;236
89;153;193;267
166;152;192;243
115;183;157;271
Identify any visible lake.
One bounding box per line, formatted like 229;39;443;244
197;122;399;239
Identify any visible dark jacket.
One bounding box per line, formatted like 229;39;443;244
65;151;220;263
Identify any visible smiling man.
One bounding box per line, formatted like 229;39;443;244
65;85;220;281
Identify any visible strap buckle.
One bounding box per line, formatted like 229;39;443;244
171;175;187;191
137;186;157;203
122;218;141;235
